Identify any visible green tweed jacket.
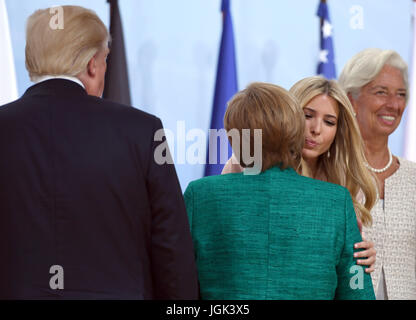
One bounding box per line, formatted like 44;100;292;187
184;166;375;300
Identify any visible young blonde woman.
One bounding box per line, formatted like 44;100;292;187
222;76;378;274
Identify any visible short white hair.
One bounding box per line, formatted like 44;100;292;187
338;48;408;103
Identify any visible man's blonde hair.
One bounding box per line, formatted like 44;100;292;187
25;6;109;81
224;82;305;172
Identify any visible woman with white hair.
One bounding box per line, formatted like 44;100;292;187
339;48;416;300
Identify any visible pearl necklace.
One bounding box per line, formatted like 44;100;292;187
364;149;393;173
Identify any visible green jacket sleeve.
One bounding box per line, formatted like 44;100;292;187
335;190;376;300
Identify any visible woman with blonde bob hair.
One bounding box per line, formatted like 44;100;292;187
185;82;375;299
224;82;305;172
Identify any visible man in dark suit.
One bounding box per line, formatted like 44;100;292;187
0;5;198;299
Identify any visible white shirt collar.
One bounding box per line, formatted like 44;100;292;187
33;75;85;90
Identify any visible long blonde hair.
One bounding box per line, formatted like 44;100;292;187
290;76;377;227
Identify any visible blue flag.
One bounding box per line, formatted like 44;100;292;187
204;0;238;176
317;0;336;79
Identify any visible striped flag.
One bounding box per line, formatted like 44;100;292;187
204;0;238;176
317;0;336;79
404;0;416;162
0;0;18;105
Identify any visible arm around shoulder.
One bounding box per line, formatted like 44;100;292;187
335;189;375;300
221;154;243;174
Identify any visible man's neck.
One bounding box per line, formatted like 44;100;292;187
32;75;85;90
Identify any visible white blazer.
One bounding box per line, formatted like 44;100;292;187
362;157;416;300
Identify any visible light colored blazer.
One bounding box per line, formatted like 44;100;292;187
362;157;416;300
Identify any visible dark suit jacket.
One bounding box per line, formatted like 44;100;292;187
0;79;198;299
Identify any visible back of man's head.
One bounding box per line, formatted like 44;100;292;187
25;6;109;82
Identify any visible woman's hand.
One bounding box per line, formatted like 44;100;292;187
221;155;243;174
354;237;376;274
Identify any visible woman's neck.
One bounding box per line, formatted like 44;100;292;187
363;137;389;168
304;157;320;179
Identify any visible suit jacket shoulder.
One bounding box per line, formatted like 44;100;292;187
0;79;199;299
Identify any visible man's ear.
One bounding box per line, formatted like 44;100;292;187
87;56;97;77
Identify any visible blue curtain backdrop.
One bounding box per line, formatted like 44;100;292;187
5;0;413;190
